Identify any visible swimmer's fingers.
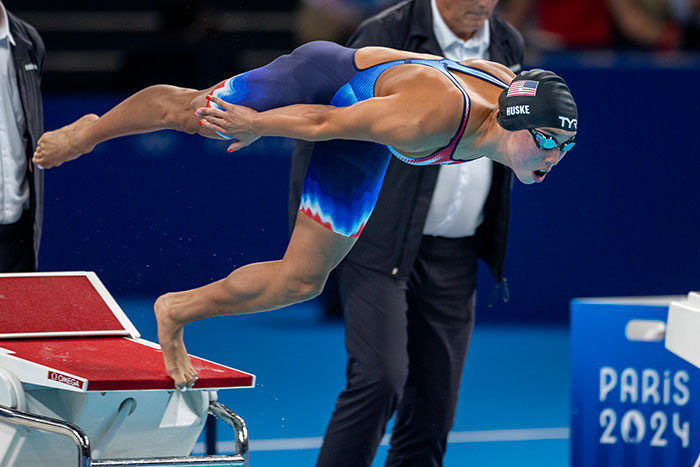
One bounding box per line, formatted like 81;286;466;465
198;115;233;138
226;137;259;153
206;95;233;110
198;113;260;149
197;98;258;128
199;117;245;141
198;113;227;131
195;103;226;118
197;106;256;136
197;96;241;118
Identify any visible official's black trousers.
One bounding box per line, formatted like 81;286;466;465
317;235;478;467
0;210;35;272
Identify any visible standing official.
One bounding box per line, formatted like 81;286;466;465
289;0;524;465
0;2;44;272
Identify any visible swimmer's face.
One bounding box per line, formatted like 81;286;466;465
436;0;499;39
508;127;577;184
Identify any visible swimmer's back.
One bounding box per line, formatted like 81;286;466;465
354;46;444;69
452;60;516;137
353;47;516;83
457;59;516;85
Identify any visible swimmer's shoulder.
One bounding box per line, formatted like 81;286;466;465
459;59;516;85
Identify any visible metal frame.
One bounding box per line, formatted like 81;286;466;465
0;401;248;467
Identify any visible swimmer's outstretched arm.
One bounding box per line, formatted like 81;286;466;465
197;94;456;155
33;84;223;169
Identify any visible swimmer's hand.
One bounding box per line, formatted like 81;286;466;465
196;96;261;152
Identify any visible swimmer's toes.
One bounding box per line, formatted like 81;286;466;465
172;371;197;391
168;369;187;387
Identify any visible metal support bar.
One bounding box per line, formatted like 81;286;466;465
90;455;245;466
0;403;91;467
208;401;248;466
0;400;248;467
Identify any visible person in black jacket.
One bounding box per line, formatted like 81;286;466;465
0;3;44;272
288;1;524;465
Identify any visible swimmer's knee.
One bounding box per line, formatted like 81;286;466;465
152;86;201;133
187;90;208;114
154;291;174;310
154;292;179;324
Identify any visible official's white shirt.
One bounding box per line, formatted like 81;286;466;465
422;0;493;238
0;5;29;225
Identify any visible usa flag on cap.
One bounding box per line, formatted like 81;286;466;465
507;80;538;97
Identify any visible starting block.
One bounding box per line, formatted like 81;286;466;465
0;272;255;466
666;291;700;369
666;292;700;467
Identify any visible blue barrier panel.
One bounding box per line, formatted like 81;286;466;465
571;297;700;467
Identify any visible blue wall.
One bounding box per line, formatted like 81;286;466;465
39;97;295;294
38;56;700;322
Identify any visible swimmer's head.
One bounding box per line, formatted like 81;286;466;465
497;69;578;133
496;70;578;185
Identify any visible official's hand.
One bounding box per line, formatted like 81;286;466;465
195;96;261;152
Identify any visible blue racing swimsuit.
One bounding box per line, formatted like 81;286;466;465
208;41;509;237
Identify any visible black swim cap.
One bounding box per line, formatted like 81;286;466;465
497;69;578;132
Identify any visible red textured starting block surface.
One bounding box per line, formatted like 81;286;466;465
0;273;135;339
0;337;254;391
0;272;255;392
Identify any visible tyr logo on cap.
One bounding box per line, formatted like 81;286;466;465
558;116;577;130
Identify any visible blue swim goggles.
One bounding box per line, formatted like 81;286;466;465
528;129;576;152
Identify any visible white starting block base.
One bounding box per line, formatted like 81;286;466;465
666;292;700;467
1;383;211;466
0;272;255;467
666;292;700;369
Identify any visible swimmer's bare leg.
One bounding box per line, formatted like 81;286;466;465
32;114;101;168
33;84;222;169
154;214;356;390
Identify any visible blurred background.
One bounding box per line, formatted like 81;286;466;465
15;0;700;93
9;1;700;465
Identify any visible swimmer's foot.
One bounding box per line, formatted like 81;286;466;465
33;113;99;169
154;293;198;390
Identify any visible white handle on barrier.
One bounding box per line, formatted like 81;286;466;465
625;319;666;342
